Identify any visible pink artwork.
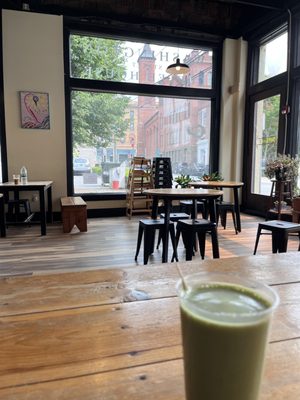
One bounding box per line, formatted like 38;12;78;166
20;91;50;129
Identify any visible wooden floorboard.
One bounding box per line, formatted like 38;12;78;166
0;213;299;276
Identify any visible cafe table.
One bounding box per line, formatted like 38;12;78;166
190;181;244;232
144;188;223;262
0;252;299;399
0;180;53;235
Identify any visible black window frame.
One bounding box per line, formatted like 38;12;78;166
0;11;8;183
63;19;223;201
243;12;300;215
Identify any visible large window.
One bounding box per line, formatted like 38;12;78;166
252;94;280;195
258;31;287;83
67;33;217;195
244;27;288;214
71;93;211;194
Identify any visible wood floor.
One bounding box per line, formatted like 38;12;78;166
0;213;299;276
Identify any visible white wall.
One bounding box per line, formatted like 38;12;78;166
2;9;66;211
2;9;125;212
219;38;247;201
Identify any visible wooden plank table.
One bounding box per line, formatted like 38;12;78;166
0;252;300;399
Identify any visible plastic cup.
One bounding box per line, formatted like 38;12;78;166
177;272;279;400
13;174;20;184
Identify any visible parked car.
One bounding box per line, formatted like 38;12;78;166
73;157;91;175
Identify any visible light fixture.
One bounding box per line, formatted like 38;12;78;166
166;58;190;75
22;3;30;11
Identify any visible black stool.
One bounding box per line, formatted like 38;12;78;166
179;200;208;219
156;212;189;249
7;199;32;222
253;220;300;254
216;201;238;234
172;219;219;261
135;219;177;265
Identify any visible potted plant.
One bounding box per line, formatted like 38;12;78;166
174;174;192;188
200;171;224;181
264;154;299;184
291;186;300;222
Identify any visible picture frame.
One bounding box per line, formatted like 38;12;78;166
20;91;50;129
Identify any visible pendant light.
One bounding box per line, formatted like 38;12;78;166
166;58;190;75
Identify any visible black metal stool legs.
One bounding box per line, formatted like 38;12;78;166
253;225;262;255
135;224;144;261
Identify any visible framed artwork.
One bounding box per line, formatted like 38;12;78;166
20;91;50;129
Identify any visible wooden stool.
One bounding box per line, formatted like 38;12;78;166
216;201;238;234
253;220;300;254
172;219;219;261
135;219;177;265
61;196;87;233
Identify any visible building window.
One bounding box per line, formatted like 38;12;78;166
130;110;134;131
199;71;205;85
67;33;217;195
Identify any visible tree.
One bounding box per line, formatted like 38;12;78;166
70;35;129;148
261;95;280;161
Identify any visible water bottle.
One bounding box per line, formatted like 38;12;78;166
20;166;28;184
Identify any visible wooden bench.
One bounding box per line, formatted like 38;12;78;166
61;196;87;233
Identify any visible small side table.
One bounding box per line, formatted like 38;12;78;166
268;180;292;220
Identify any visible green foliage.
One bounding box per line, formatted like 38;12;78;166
260;95;280;162
264;154;299;181
70;35;126;81
92;165;102;175
70;35;129;148
174;174;192;188
201;172;224;181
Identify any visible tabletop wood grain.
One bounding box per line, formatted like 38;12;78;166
0;253;300;399
144;188;223;197
190;181;244;188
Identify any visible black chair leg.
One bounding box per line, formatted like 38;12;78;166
135;224;143;261
231;210;238;234
156;229;162;249
169;224;178;262
253;226;262;255
211;226;220;258
149;229;156;254
171;226;181;262
220;210;226;229
278;232;289;253
144;228;155;265
197;231;206;259
183;230;194;261
271;231;279;253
